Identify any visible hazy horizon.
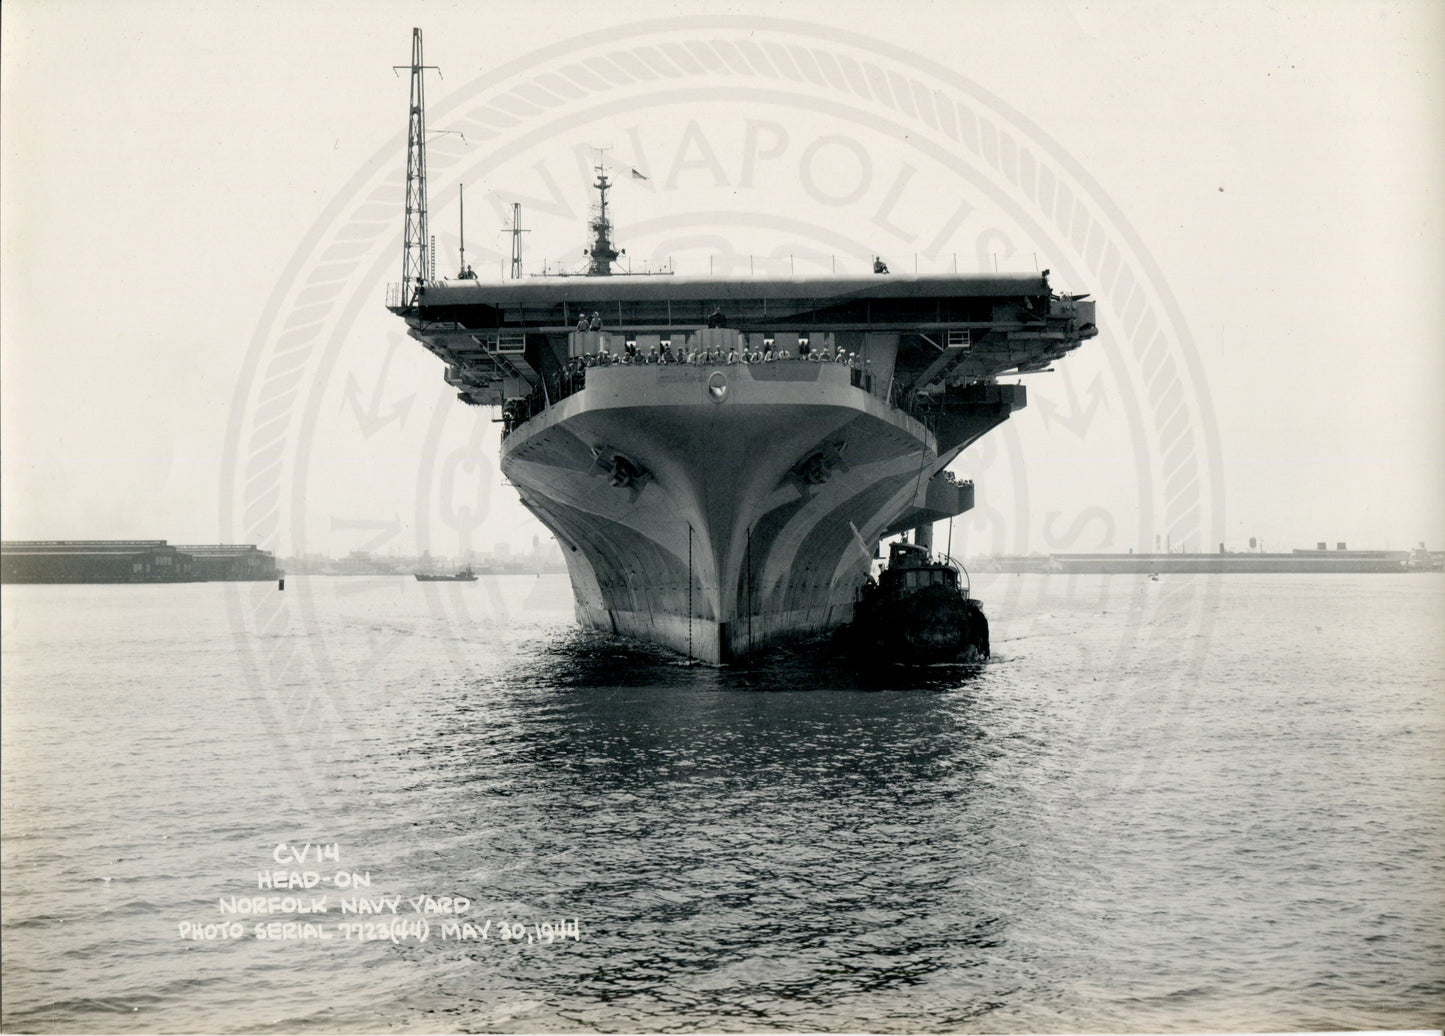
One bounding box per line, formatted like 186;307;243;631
3;0;1443;559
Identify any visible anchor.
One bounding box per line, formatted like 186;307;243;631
590;444;653;501
784;440;849;498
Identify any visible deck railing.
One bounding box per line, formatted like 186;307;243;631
497;356;943;439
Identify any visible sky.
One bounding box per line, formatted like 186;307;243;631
3;0;1443;559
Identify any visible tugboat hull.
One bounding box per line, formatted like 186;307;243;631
850;584;990;664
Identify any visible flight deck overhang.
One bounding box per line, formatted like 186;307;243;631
389;271;1076;336
393;269;1096;417
408;270;1050;307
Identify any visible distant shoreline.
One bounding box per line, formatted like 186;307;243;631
973;549;1441;575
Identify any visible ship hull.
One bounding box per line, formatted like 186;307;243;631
501;361;983;663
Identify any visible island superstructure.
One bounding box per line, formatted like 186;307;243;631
386;29;1098;663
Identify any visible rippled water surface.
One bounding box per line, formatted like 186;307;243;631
2;572;1442;1033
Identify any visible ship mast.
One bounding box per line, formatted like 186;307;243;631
397;28;438;305
510;202;526;279
458;184;466;277
457;184;476;278
585;153;621;276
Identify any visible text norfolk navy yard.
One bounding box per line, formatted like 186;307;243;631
386;29;1098;663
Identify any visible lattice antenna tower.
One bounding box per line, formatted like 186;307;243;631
396;28;439;306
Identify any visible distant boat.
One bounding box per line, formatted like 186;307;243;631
414;567;478;582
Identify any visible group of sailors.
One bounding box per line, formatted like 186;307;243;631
566;339;867;369
501;334;872;437
501;383;555;435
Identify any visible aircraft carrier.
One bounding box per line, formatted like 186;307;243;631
387;30;1098;663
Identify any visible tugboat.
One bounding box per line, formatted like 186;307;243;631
848;541;990;663
414;566;478;582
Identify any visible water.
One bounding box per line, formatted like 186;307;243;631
2;572;1442;1033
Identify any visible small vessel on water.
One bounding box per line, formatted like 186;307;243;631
848;540;989;663
414;567;478;582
